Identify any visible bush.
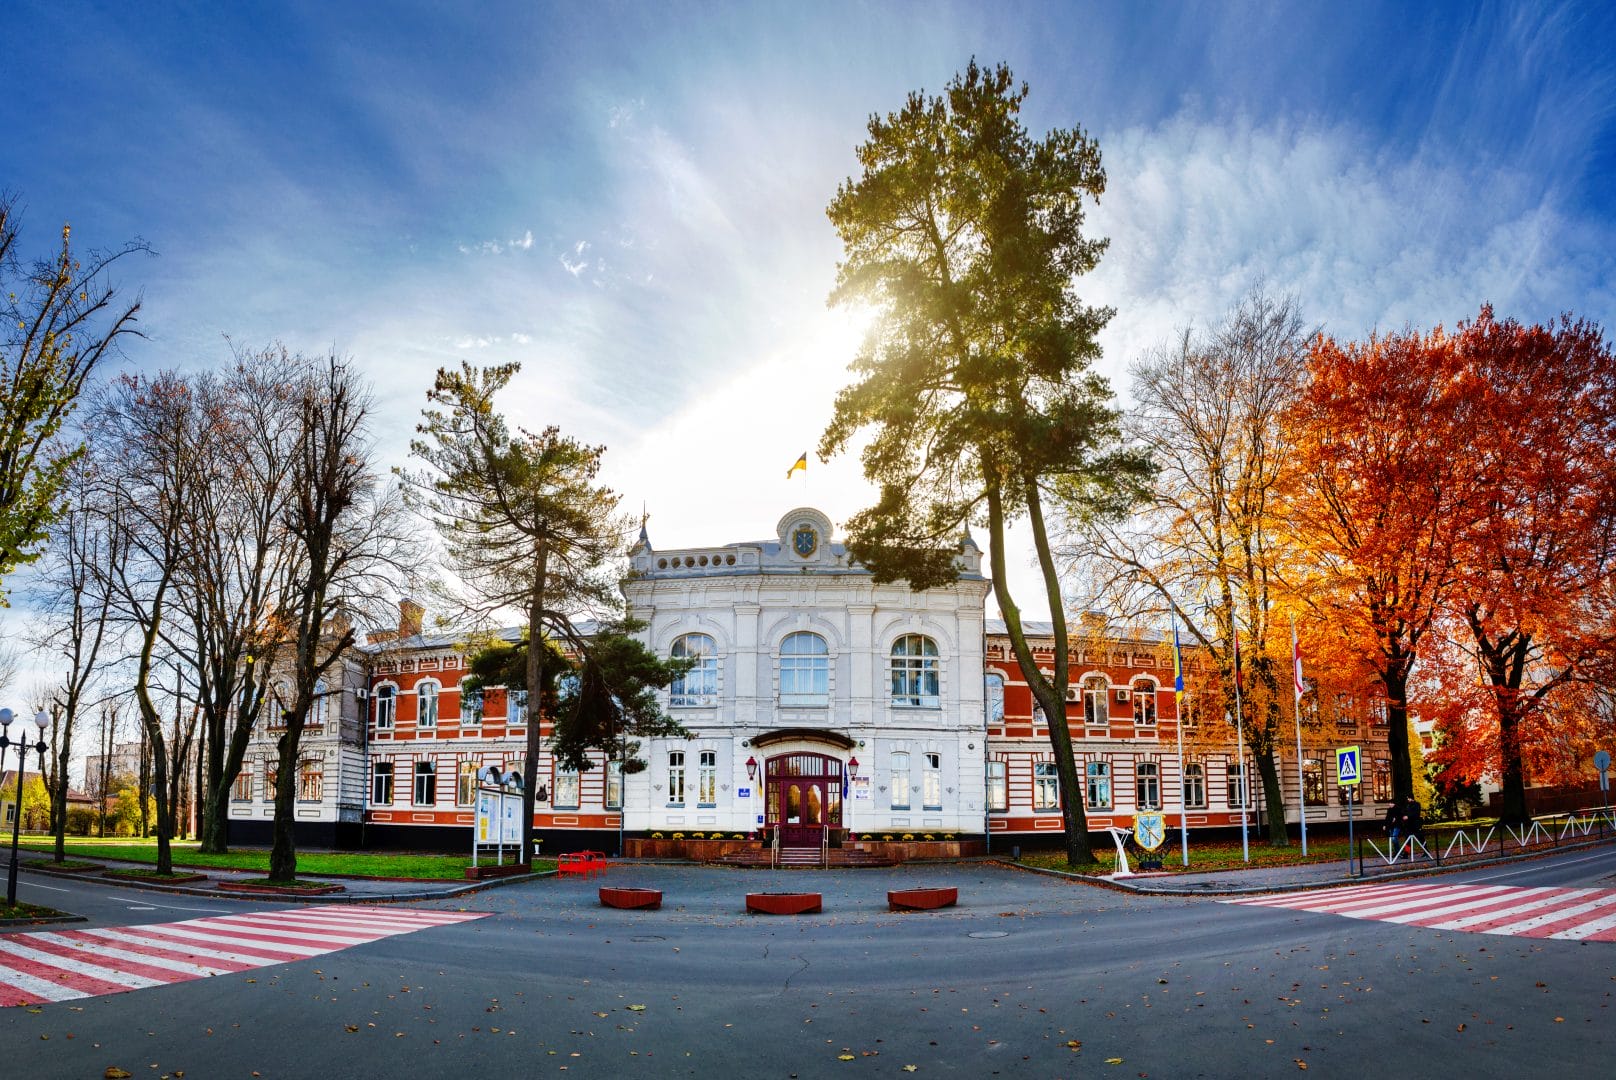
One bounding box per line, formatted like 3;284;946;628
65;807;96;836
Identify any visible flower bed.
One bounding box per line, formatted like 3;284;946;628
600;886;663;910
888;886;958;911
746;891;822;915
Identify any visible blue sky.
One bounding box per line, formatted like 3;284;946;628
4;0;1614;624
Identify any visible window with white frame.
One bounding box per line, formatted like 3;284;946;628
667;750;686;805
298;760;322;802
413;760;436;806
507;688;527;726
985;760;1007;812
312;679;328;725
1132;678;1156;727
1085;760;1112;809
1227;761;1248;808
922;752;942;809
371;761;393;805
1135;761;1161;809
1183;762;1206;808
985;672;1005;724
457;760;477;805
779;632;830;706
670;633;718;706
270;682;291;728
606;760;622;810
1034;761;1061;811
417;681;438;730
889;752;911;809
1083;676;1108;727
698;750;717;806
374;684;396;730
1179;690;1198;727
554;765;579;809
1372;757;1392;802
460;681;482;727
264;766;278;801
890;634;940;707
233;765;253;801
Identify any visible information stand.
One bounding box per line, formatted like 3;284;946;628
473;765;524;869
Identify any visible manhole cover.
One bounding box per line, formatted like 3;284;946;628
967;931;1009;939
630;935;666;943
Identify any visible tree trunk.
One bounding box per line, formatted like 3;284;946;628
520;537;550;866
269;729;302;882
1257;748;1288;845
1383;665;1414;807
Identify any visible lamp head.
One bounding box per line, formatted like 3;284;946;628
34;710;48;734
0;707;12;731
847;756;860;779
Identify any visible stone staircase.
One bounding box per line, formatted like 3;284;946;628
712;846;899;869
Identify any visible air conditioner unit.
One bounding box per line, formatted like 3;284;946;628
1065;688;1080;702
1115;688;1131;702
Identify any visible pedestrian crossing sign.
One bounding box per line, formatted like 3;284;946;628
1337;745;1361;787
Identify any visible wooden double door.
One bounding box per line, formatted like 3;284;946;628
765;752;844;848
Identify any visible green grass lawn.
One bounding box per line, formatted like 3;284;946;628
1;900;66;921
1019;835;1362;875
18;837;552;879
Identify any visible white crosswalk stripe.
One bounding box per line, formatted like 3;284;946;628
1222;882;1616;941
0;904;487;1008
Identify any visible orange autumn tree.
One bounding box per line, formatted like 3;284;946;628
1283;324;1482;807
1426;309;1616;824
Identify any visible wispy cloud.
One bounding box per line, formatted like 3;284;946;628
457;229;537;256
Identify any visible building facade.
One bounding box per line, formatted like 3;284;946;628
225;507;1390;853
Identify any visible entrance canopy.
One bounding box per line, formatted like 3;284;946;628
750;727;855;751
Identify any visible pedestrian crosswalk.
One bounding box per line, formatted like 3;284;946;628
1222;881;1616;941
0;904;488;1007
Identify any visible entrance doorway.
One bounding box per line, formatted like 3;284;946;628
765;752;844;848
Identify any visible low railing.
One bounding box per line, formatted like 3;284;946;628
1356;804;1614;875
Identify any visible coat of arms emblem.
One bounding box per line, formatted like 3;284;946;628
792;524;818;557
1132;810;1167;852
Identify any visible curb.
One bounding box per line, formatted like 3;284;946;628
19;861;556;904
0;914;89;928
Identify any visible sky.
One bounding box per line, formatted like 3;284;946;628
3;0;1615;652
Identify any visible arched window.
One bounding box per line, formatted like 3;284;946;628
779;632;829;706
374;684;396;730
1183;762;1206;808
670;633;718;706
1135;762;1160;809
698;750;717;806
667;750;686;805
1132;678;1157;727
1082;676;1109;728
313;679;328;726
890;634;940;707
417;681;439;730
984;673;1005;724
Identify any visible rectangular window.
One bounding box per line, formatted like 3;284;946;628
890;752;911;810
1132;683;1157;727
985;760;1007;812
371;762;394;806
554;766;579;809
1183;763;1206;809
667;750;685;805
1179;691;1198;727
698;750;717;807
1372;758;1392;802
461;687;482;727
1085;760;1111;809
922;752;941;809
1303;758;1326;806
457;760;477;806
508;688;528;726
1135;762;1160;810
413;761;436;806
1034;762;1060;811
417;683;438;730
1226;762;1248;809
264;768;278;802
233;767;253;802
298;761;322;802
606;760;623;810
1083;679;1108;729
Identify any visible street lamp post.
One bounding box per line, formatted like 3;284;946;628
2;707;50;907
846;756;859;843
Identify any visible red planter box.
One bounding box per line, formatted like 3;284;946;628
888;887;958;911
464;863;531;880
600;887;662;910
746;892;822;915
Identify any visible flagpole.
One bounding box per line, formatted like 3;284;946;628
1292;614;1308;856
1233;621;1249;863
1172;614;1189;867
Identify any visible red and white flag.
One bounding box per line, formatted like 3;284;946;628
1291;619;1305;695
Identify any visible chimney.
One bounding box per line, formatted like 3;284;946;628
399;598;424;639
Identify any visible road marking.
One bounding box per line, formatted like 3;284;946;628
1223;883;1616;941
0;905;489;1008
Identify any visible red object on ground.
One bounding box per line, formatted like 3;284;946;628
887;886;958;911
558;851;608;879
599;886;662;910
745;892;822;915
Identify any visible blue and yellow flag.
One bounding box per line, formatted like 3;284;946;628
786;452;807;479
1171;624;1185;704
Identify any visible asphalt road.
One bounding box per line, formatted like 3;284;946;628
6;848;1614;1079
